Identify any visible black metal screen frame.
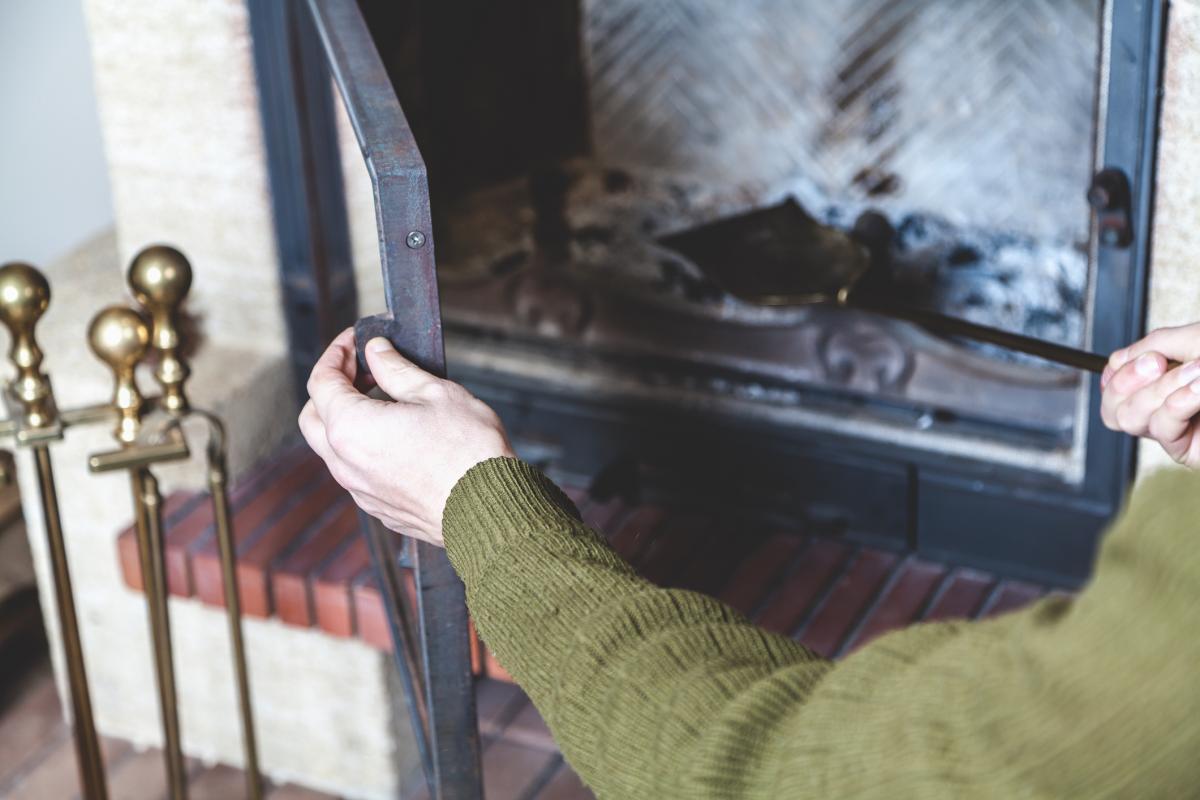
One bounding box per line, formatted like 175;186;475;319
249;1;482;797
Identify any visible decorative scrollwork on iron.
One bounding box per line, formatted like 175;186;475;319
506;269;594;339
815;319;914;393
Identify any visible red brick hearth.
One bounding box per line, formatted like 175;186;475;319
116;442;1051;680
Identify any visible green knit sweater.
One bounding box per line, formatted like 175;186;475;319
443;458;1200;798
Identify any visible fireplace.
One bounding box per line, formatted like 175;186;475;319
433;0;1102;473
244;0;1163;795
287;0;1151;587
256;0;1163;586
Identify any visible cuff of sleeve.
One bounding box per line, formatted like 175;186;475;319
443;457;582;585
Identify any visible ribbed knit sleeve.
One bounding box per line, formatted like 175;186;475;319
443;458;1200;798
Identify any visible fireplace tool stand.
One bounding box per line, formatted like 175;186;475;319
0;248;261;800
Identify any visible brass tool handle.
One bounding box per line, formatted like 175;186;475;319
849;293;1110;374
87;307;150;443
0;263;56;429
0;262;109;798
128;246;193;413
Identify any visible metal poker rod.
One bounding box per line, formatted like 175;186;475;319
194;408;261;800
85;247;263;800
87;304;188;799
127;247;263;800
0;264;108;800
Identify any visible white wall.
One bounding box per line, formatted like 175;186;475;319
0;0;113;266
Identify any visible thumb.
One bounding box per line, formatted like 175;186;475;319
364;337;436;399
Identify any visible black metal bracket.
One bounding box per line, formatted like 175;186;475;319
1088;167;1134;248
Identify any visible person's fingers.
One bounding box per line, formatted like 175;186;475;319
1101;352;1167;429
307;328;366;421
1148;379;1200;463
1110;324;1200;372
298;400;333;462
1112;359;1200;436
363;337;438;400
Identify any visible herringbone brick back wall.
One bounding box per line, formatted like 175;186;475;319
583;0;1100;242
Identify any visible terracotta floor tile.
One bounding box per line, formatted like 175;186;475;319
351;574;393;652
484;645;514;683
537;763;595;799
505;701;556;752
560;485;589;506
482;740;558;800
581;498;627;537
0;481;22;529
187;763;255;799
608;506;666;563
8;733;134;800
844;558;947;652
162;497;218;597
169;444;317;597
199;474;345;616
983;580;1044;618
682;527;767;598
265;782;340;799
189;457;329;608
476;678;525;737
104;747;171;800
798;549;900;658
312;535;371;638
0;671;63;785
922;568;997;622
717;533;806;616
272;500;358;627
115;492;194;593
636;513;713;586
755;538;854;635
3;729;72;800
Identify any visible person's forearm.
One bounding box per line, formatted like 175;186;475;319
444;458;1200;798
443;458;831;797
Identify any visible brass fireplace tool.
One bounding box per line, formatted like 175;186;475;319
661;200;1115;374
0;247;261;800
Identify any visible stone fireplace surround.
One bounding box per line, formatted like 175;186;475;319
11;1;1199;798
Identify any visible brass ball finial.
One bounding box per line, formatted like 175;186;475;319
0;263;55;429
0;263;51;329
88;306;150;370
127;245;192;311
127;245;192;413
87;306;150;444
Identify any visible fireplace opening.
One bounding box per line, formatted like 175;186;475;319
357;0;1105;479
324;0;1160;584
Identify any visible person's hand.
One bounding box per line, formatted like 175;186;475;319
299;329;515;545
1101;323;1200;468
